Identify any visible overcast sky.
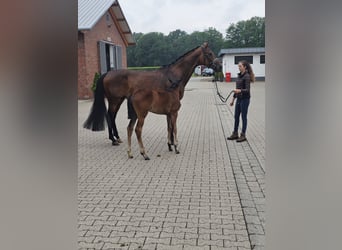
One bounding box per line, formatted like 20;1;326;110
119;0;265;36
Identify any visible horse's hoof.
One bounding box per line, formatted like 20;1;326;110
141;153;150;160
127;151;133;159
175;150;180;154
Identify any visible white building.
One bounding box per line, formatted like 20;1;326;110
218;47;265;81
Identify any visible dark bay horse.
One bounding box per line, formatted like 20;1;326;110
83;42;216;159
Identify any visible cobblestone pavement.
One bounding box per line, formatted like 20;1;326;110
78;77;265;250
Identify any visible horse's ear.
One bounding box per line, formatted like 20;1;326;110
202;42;209;48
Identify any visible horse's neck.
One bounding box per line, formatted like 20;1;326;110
168;49;202;89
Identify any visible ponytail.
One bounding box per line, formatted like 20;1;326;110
240;60;255;82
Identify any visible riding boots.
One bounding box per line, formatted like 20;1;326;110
236;133;247;142
227;132;239;140
227;132;247;142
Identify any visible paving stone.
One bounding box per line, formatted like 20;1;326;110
78;78;266;250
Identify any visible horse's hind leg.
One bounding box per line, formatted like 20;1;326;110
106;110;119;146
107;98;125;145
135;115;150;160
111;111;122;143
166;115;173;151
127;118;136;158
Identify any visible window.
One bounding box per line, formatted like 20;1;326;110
260;55;265;64
99;41;123;74
106;13;112;27
234;56;253;64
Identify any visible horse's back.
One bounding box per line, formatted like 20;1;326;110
104;69;169;98
103;69;137;97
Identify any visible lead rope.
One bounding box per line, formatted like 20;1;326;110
214;80;234;103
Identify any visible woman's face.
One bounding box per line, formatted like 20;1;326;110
238;62;246;73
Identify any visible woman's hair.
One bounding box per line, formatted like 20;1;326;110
239;60;255;82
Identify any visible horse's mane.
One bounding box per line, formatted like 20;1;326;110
161;46;200;68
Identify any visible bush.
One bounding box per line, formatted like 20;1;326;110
91;72;101;92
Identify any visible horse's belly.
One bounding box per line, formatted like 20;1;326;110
150;109;166;115
149;106;168;114
150;102;180;114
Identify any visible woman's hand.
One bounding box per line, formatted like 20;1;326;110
229;98;234;106
234;89;241;94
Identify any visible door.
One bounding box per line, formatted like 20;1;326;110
98;41;123;74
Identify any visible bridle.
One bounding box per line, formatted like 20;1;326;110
201;46;214;67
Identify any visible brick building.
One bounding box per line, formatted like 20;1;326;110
78;0;135;99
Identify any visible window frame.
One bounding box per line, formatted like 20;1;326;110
234;55;253;64
260;55;265;64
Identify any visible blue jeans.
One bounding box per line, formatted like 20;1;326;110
234;98;250;134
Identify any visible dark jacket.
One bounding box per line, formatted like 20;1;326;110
233;71;251;99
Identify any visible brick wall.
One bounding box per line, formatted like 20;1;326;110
78;11;128;99
78;32;88;99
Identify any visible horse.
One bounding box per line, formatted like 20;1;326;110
105;106;121;145
83;42;216;159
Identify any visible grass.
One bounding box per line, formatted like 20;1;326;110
127;66;161;71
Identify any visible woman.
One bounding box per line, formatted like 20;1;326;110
227;60;255;142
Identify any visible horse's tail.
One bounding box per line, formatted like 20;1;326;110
127;96;137;120
83;73;108;131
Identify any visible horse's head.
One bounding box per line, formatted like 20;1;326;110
200;42;216;68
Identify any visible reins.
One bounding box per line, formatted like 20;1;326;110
214;80;234;103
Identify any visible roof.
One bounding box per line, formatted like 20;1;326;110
218;47;265;57
78;0;135;45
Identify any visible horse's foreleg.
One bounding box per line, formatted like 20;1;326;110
171;112;180;154
135;117;150;160
166;115;173;151
127;118;136;158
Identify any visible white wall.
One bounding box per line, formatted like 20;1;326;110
222;54;265;79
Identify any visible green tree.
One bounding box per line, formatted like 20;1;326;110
127;32;144;67
224;16;265;48
166;29;189;63
185;31;207;50
125;17;265;67
202;27;224;55
134;32;168;66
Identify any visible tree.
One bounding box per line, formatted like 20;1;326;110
166;29;189;64
202;27;224;55
127;32;143;67
224;16;265;48
125;17;265;67
132;32;168;66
